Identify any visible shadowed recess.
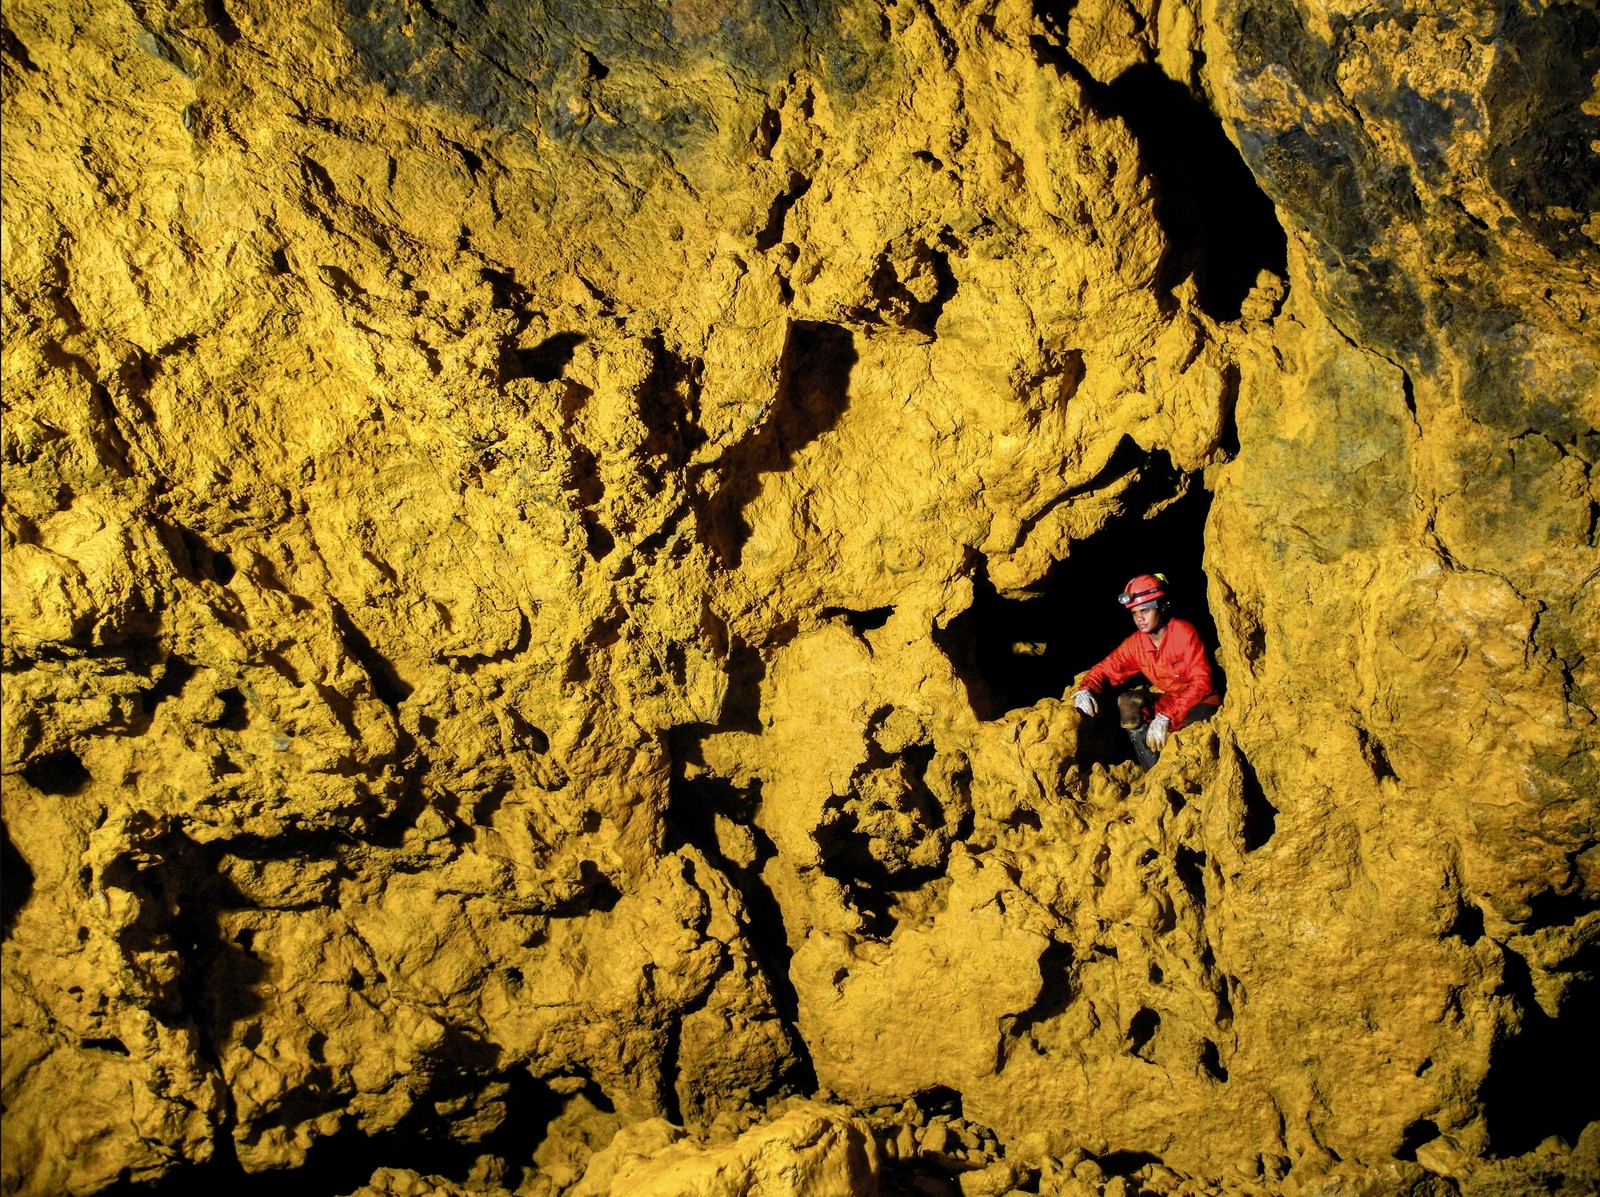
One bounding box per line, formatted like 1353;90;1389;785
662;771;817;1095
1;822;34;942
330;600;414;708
1106;65;1288;321
942;447;1218;716
1224;2;1434;364
1484;2;1600;262
1127;1007;1160;1059
708;320;857;567
1237;749;1277;852
21;748;91;795
507;331;586;383
1008;939;1077;1042
814;740;962;939
1396;1118;1441;1162
336;0;888;152
1199;1038;1229;1082
101;1070;568;1196
1481;939;1600;1153
97;831;270;1039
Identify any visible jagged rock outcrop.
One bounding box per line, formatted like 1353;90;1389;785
2;0;1595;1195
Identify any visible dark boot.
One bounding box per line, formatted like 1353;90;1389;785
1127;724;1160;770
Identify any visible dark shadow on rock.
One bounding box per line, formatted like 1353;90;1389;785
707;321;857;568
329;600;413;709
857;243;959;335
505;331;586;384
1481;937;1600;1153
663;770;816;1096
1236;749;1277;853
813;740;959;940
1105;64;1287;321
98;829;270;1043
21;747;91;795
1;821;35;941
755;172;813;252
1006;939;1077;1044
638;335;707;472
1484;2;1600;263
103;1067;566;1197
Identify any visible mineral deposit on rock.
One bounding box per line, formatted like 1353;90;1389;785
2;0;1596;1196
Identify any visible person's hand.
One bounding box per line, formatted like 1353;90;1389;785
1146;713;1171;750
1072;690;1097;717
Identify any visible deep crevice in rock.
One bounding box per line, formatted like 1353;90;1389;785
1237;750;1277;852
662;772;818;1095
138;656;197;720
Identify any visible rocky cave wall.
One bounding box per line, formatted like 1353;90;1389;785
2;1;1597;1195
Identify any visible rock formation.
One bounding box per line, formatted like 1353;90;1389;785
2;0;1596;1195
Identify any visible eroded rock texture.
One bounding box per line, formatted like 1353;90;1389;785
2;0;1596;1194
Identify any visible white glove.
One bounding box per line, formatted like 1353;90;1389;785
1146;713;1172;750
1072;690;1097;717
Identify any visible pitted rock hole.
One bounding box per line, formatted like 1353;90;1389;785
21;749;90;795
944;453;1217;717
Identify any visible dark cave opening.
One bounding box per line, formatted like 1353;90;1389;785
1481;933;1600;1154
940;449;1219;721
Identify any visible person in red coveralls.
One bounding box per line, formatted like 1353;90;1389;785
1070;573;1222;770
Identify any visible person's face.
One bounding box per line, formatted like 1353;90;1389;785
1131;602;1164;634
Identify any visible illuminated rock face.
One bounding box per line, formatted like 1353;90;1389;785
2;1;1596;1195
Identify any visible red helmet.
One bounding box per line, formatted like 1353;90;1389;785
1117;573;1168;608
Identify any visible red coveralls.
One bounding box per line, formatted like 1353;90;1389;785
1079;618;1221;730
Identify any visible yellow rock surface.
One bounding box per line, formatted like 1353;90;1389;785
2;0;1597;1195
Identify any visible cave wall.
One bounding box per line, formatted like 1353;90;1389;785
2;0;1596;1195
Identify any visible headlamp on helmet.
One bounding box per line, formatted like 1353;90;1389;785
1117;573;1169;609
